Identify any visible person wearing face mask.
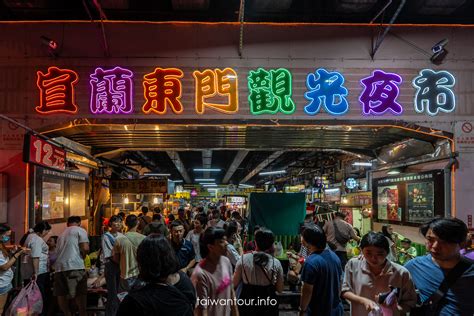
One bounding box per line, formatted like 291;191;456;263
19;221;52;316
341;232;417;316
0;224;29;314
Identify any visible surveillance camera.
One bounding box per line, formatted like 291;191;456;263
40;36;58;50
432;39;448;54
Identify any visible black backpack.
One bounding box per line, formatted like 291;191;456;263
333;221;351;246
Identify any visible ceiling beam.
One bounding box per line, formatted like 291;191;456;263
166;151;192;184
222;150;249;184
240;150;285;184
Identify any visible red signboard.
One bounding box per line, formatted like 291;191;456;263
24;134;66;171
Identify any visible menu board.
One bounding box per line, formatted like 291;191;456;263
42;180;64;220
407;182;434;223
377;185;401;221
69;180;86;217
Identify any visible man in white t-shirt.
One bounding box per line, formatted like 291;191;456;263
53;216;89;316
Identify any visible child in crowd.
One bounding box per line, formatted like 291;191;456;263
398;238;417;265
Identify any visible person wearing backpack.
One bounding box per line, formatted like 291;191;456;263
323;211;360;270
142;214;169;237
233;227;284;316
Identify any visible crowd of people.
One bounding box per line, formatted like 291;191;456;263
0;205;472;315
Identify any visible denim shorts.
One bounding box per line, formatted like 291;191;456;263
0;284;12;295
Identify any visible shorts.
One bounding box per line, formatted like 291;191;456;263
53;270;87;298
0;284;12;295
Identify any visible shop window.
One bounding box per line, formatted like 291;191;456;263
69;180;86;217
42;176;65;220
36;168;88;223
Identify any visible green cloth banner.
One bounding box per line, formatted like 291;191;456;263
248;192;306;236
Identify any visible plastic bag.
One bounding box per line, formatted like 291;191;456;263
273;241;283;257
6;280;43;316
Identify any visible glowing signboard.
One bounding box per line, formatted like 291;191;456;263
413;69;456;116
36;67;79;115
359;70;403;116
33;67;457;117
89;67;134;114
248;68;295;115
345;177;358;190
143;68;184;115
23;134;66;171
304;68;348;115
193;68;238;114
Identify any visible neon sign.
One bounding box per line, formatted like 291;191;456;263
143;68;184;115
304;68;348;115
89;67;134;114
36;67;79;115
345;178;358;190
413;69;455;116
34;67;457;117
248;68;295;115
193;68;238;114
359;70;403;116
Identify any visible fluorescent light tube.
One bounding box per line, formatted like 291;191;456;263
259;170;286;176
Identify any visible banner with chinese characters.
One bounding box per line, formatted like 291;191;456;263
33;66;456;118
109;179;168;194
23;134;66;171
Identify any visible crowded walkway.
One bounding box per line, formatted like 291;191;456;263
0;205;473;316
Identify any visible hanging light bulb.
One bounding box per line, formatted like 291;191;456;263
123;195;129;204
153;197;159;204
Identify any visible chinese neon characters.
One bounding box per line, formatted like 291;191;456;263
247;68;296;115
193;68;239;114
143;68;184;115
35;66;457;117
36;67;79;114
359;70;403;116
89;67;134;114
304;69;348;116
413;69;455;116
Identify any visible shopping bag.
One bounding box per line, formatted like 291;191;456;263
5;280;43;316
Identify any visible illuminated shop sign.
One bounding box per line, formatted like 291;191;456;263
359;70;403;116
35;67;456;116
304;69;348;116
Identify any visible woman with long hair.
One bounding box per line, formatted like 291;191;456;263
20;221;51;316
118;235;196;316
0;224;29;314
233;227;284;315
